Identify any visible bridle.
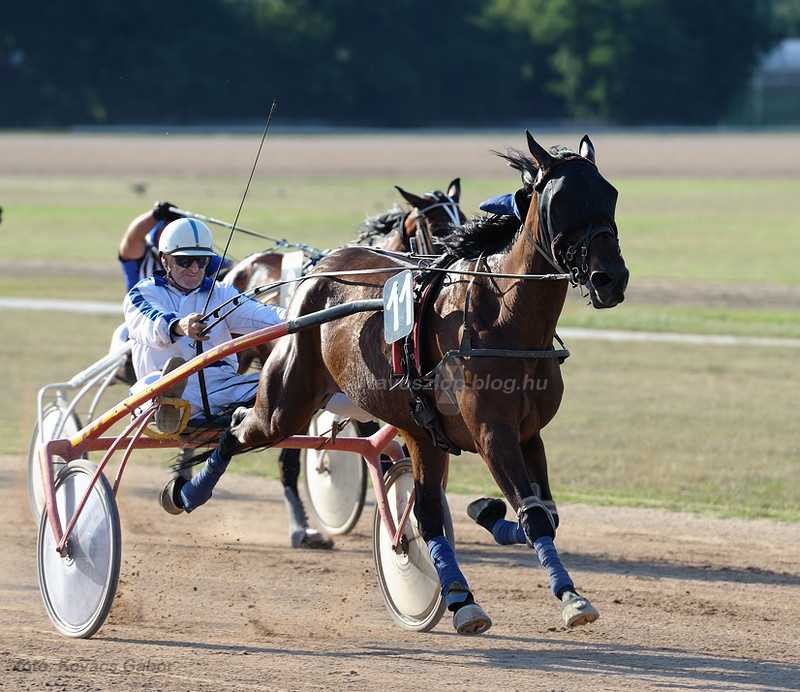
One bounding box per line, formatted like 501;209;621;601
406;191;462;255
526;156;619;286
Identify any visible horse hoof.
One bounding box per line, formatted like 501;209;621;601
466;497;507;532
453;603;492;634
291;528;334;550
561;591;599;627
160;477;186;515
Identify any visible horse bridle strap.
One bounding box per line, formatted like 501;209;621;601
408;194;461;255
414;196;462;226
525;220;616;285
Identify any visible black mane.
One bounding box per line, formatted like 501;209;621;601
442;145;578;259
356;204;405;245
442;213;521;259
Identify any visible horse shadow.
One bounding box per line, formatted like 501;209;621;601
456;540;800;587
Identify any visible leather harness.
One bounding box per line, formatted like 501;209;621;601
393;254;570;455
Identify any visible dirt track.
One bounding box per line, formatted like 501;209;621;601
3;131;800;691
4;129;800;179
3;452;800;691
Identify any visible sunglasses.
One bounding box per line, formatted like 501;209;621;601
173;255;211;269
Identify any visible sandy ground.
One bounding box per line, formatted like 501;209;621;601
3;129;800;179
3;131;800;691
3;453;799;692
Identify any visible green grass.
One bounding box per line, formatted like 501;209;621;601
560;302;800;338
8;174;800;285
614;177;800;284
7;308;799;521
4;166;799;522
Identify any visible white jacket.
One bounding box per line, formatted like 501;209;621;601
124;273;286;418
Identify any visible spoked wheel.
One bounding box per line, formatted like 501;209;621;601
301;410;367;535
37;460;121;639
28;400;84;522
373;459;454;632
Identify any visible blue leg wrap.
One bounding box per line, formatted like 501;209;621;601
428;536;470;608
491;518;527;545
534;536;574;598
181;448;230;513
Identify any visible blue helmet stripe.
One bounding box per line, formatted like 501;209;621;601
188;218;200;244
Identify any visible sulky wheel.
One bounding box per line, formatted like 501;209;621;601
373;459;454;632
37;460;121;639
28;400;84;522
301;410;367;535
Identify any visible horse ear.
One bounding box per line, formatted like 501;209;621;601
395;185;426;210
526;130;554;170
579;134;596;163
446;178;461;202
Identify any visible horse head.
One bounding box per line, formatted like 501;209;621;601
525;132;629;308
395;178;464;254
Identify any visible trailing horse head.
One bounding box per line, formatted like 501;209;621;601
356;179;464;254
524;131;629;308
395;178;464;254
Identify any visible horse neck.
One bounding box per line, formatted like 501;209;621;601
484;229;568;348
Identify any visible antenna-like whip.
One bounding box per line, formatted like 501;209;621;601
195;101;276;422
203;100;277;314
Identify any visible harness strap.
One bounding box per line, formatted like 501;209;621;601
454;253;569;365
399;255;463;455
397;251;571;453
436;346;570;362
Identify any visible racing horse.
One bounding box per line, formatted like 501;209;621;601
208;132;628;632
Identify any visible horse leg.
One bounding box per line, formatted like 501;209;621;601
467;432;559;544
467;431;598;627
404;435;492;634
174;332;326;517
516;434;598;627
279;444;333;550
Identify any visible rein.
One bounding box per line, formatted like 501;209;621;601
197;259;572;336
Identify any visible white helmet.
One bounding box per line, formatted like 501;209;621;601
158;218;214;256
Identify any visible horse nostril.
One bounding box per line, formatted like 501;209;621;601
590;271;612;289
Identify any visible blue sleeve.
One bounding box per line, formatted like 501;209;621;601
120;257;142;292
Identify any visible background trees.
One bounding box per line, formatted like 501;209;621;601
0;0;783;128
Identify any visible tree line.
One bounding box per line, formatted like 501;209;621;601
1;0;789;129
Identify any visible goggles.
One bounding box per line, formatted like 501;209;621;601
172;255;211;269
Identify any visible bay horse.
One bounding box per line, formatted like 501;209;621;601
190;132;628;632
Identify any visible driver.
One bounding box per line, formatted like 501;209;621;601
124;218;370;546
124;217;282;426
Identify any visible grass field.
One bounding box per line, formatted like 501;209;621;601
2;132;799;521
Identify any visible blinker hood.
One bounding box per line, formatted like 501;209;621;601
536;158;618;268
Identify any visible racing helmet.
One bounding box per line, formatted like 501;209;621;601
158;218;214;256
